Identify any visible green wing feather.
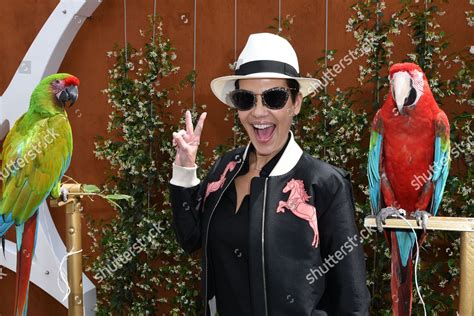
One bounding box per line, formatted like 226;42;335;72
0;113;72;224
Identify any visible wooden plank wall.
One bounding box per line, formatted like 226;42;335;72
0;1;471;314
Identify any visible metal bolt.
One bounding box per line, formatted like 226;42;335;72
234;248;242;258
180;14;189;24
286;294;294;304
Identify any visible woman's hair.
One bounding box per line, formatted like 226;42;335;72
234;79;300;103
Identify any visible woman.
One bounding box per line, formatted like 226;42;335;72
170;33;370;316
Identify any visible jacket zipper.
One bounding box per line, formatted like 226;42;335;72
204;158;244;315
262;178;269;316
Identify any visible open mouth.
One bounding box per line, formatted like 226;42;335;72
252;123;276;143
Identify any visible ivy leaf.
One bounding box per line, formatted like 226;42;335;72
83;184;101;193
105;194;133;202
447;258;456;268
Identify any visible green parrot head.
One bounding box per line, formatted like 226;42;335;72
29;73;80;114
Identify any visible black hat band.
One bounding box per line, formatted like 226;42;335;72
235;60;299;77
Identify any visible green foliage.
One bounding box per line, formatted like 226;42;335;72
347;0;410;109
87;17;202;315
267;14;296;41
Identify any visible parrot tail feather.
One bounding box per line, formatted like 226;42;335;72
14;212;38;316
390;231;414;316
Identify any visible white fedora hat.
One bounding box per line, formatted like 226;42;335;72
210;32;321;107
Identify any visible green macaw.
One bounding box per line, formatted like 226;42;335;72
0;73;78;316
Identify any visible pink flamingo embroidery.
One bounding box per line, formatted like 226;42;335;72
204;161;238;201
277;179;319;247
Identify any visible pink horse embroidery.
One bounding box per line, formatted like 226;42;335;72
204;161;238;201
277;179;319;247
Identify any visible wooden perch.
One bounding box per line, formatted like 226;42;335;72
364;215;474;232
364;215;474;315
50;183;86;316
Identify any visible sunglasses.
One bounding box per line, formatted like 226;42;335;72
228;87;297;111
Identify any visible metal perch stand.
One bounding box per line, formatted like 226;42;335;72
364;216;474;315
50;183;86;316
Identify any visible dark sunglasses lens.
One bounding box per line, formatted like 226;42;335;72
263;89;289;109
231;91;255;110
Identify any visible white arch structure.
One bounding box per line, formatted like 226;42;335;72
0;1;102;314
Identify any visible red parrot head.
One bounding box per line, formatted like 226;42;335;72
388;63;429;115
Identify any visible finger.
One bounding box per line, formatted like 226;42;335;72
185;110;194;135
193;112;207;138
176;129;190;143
173;132;188;149
173;131;184;147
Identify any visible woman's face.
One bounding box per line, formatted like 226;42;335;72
237;78;302;158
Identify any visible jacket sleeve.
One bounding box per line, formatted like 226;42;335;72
317;172;371;315
169;158;221;254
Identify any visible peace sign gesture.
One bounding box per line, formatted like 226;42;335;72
173;110;207;167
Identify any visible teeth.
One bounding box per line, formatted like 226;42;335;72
253;124;273;129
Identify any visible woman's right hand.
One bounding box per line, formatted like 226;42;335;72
173;110;207;167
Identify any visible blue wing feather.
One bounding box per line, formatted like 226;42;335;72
0;213;14;237
431;136;450;216
368;131;383;215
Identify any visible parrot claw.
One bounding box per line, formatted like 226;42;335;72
412;210;431;232
376;206;404;232
60;187;69;202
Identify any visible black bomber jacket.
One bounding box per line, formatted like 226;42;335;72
169;133;370;316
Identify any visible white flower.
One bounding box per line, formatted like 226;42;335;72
407;53;417;61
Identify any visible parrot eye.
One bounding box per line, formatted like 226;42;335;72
53;79;60;85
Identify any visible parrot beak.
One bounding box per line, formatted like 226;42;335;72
67;85;79;107
57;85;79;107
391;72;411;115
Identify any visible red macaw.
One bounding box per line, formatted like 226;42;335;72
368;63;450;315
